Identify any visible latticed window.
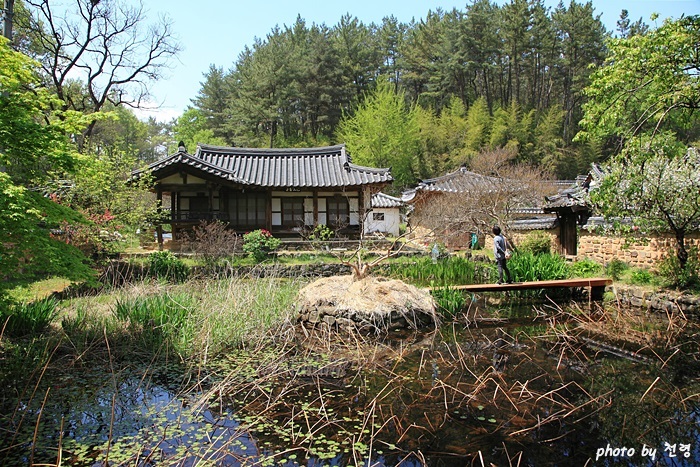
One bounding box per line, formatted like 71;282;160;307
228;193;266;228
282;198;304;227
327;196;349;227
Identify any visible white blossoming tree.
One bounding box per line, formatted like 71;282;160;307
590;133;700;269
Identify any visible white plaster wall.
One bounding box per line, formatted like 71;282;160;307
364;208;401;236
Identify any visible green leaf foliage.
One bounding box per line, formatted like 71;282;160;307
507;252;569;282
578;15;700;146
242;229;282;262
0;37;84;185
337;78;421;188
147;251;189;283
0;173;95;286
590;132;700;268
0;297;59;337
187;3;610;179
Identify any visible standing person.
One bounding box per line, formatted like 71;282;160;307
492;225;512;284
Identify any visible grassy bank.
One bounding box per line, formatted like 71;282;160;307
61;276;303;360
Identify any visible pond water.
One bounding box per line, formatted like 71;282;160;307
1;299;699;466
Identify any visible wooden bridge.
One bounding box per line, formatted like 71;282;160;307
430;278;612;300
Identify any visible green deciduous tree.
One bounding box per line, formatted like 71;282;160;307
0;172;96;287
0;37;90;186
337;79;420;189
578;15;700;148
173;107;227;152
580;16;700;272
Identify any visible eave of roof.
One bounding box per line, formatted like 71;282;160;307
415;166;498;193
371;192;405;208
133;144;393;188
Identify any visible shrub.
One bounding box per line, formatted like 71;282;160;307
629;268;654;285
242;229;281;262
186;220;239;268
147;251;188;282
308;224;333;242
657;248;700;290
570;258;603;278
1;297;59;336
605;259;628;281
518;230;552;255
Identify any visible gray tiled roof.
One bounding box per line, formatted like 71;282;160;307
512;216;559;230
413;167;499;193
543;170;596;212
135;144;392;188
371;192;405;208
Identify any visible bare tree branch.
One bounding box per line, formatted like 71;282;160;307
409;148;554;245
21;0;181;139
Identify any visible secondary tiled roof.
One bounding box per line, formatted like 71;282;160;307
543;170;598;212
371;192;405;209
413;166;499;193
134;144;392;188
512;216;559;231
401;167;565;208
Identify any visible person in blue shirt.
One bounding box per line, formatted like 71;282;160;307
492;225;512;284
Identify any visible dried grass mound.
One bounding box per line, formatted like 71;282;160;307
297;275;438;332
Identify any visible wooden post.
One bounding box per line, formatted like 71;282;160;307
156;187;164;250
313;190;319;226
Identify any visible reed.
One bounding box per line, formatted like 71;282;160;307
114;291;197;355
57;274;303;361
0;297;59;337
387;256;477;286
431;285;468;317
507;252;569;282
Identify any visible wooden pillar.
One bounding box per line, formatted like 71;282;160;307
313;190;319;226
156;187;164;250
359;186;369;239
266;191;272;231
208;183;214;219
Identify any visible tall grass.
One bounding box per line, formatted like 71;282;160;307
386;256;477;286
507;252;570;282
59;275;302;361
0;297;59;337
114;292;198;355
431;285;468;316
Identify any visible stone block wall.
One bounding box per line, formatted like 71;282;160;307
483;227;700;270
576;231;700;269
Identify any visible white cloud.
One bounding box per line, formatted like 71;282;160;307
133;104;183;123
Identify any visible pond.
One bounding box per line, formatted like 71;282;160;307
1;298;698;466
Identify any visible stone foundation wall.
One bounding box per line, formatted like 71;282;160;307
613;285;700;318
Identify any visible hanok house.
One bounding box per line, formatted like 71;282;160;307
132;143;393;247
402;166;563;247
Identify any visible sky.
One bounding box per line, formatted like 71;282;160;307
133;0;700;123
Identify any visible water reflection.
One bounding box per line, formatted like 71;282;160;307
0;301;698;466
